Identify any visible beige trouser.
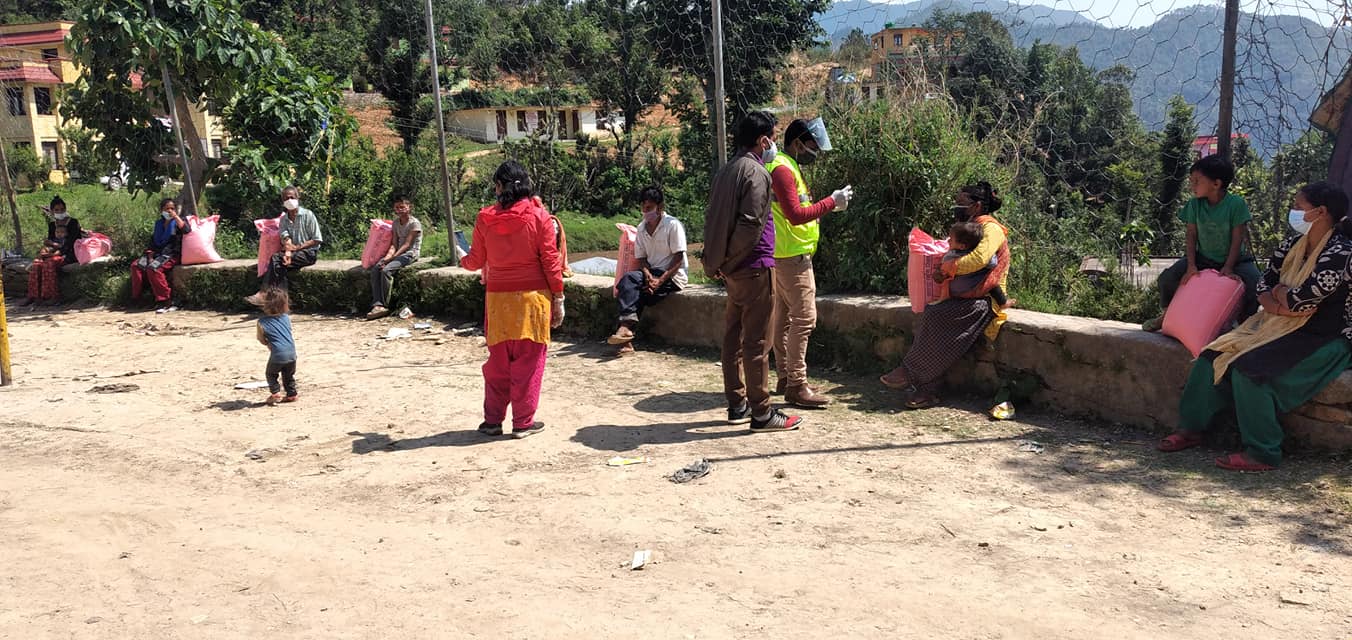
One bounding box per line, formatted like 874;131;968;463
772;254;817;386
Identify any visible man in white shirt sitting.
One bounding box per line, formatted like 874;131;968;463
607;186;688;356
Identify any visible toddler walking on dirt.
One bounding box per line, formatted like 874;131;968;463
255;287;299;405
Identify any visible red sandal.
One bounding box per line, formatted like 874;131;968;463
1157;432;1203;453
1214;452;1276;472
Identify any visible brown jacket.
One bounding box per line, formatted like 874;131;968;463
701;151;772;277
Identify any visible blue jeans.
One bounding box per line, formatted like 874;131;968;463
616;268;678;324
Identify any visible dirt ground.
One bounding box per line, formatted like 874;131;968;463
1;306;1350;639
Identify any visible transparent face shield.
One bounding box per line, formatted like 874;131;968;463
806;117;832;151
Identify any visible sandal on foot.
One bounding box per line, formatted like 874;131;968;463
1157;432;1204;452
1214;452;1275;472
904;392;940;410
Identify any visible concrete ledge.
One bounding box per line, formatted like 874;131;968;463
6;258;1350;451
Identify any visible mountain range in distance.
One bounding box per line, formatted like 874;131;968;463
819;0;1352;153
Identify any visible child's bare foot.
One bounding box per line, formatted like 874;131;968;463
1002;298;1017;310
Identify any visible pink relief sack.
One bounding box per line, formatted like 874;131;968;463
254;216;282;277
74;231;112;264
180;214;225;265
907;227;950;314
1161;269;1244;357
614;222;641;296
361;219;394;269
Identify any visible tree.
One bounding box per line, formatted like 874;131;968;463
64;0;353;212
583;0;665;164
1156;95;1196;249
0;0;69;22
239;0;375;89
837;28;870;67
366;2;432;152
649;0;829;170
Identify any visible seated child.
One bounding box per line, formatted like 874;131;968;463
942;221;1013;308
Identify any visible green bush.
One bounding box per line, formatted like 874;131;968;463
808;98;1004;294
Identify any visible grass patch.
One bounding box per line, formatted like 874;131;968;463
0;184;181;260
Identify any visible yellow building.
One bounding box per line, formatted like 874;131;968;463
0;20;229;186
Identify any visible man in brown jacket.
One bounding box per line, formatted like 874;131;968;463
702;111;803;433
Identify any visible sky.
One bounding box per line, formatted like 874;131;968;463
871;0;1351;29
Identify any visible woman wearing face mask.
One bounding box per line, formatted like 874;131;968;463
24;195;82;306
880;182;1011;409
129;198;191;310
1159;182;1352;471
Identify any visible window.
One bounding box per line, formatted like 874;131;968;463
41;141;59;169
34;87;52;116
211;139;223;158
516;110;527;132
41;48;58;61
14;141;31;150
894;34;903;46
6;87;25;116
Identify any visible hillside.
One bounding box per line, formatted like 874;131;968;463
820;1;1352;151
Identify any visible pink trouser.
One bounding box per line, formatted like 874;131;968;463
483;339;548;429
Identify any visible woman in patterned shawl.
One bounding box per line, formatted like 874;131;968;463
1159;182;1352;471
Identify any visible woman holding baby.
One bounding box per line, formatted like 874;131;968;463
880;182;1011;409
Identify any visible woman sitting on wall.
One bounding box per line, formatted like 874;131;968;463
24;196;81;306
1159;181;1352;471
129;198;190;310
879;182;1011;409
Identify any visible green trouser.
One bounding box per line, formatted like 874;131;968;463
1178;339;1352;466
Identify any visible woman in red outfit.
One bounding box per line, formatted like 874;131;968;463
459;161;566;439
25;195;81;305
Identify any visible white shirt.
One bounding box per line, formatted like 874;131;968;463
635;213;688;289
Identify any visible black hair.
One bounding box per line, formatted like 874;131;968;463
1190;154;1235;190
948;221;984;248
638;185;664;205
959;181;1002;214
391;193;411;205
733;111;777;150
158;197;176;211
1298;182;1351;233
49;195;66;209
492;160;533;208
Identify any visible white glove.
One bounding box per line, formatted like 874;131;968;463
454;245;468;260
831;185;853;212
551;297;565;328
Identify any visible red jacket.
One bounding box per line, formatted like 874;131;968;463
461;197;565;294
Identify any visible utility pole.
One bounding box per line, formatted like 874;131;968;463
710;0;728;168
148;0;198;215
0;274;10;386
0;133;22;255
1216;0;1239;159
424;0;460;266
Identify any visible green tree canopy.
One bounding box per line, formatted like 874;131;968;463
64;0;353;211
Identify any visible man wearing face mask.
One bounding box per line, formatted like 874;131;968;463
767;117;852;408
246;186;323;306
702;110;803;433
607;186;687;355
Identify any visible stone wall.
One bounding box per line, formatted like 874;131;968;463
5;258;1351;451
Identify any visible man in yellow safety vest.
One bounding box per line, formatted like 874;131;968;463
768;117;852;408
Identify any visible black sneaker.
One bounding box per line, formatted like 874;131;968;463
727;402;752;425
512;422;546;439
750;409;803;433
478;422;503;436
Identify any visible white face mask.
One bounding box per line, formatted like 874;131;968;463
162;211;173;220
760;140;777;165
1289;209;1314;236
53;212;68;221
283;198;300;211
